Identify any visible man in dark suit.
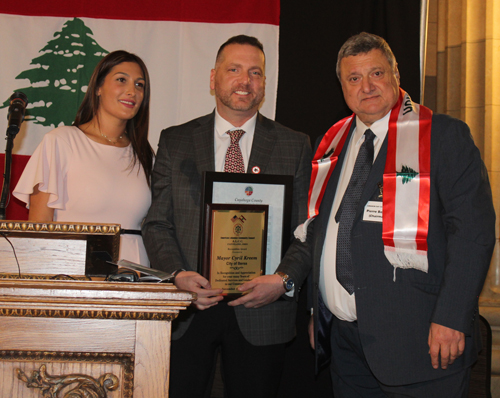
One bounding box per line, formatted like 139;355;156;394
142;35;312;398
280;32;496;397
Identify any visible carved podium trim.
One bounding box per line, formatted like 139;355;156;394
0;307;179;321
0;279;193;323
0;273;89;280
0;221;121;235
17;365;119;397
0;277;194;397
3;350;134;397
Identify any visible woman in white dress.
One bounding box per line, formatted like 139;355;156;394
14;51;154;265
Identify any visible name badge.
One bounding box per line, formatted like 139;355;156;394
363;201;382;223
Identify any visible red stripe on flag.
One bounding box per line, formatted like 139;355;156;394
0;154;30;221
308;116;352;219
0;0;280;25
415;106;432;251
382;92;403;247
314;121;352;216
308;161;320;217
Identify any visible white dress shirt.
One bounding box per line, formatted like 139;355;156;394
214;109;257;172
320;112;390;321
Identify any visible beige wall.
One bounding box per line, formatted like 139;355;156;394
424;0;500;392
424;0;499;296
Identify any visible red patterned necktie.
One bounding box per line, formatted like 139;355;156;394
224;129;246;173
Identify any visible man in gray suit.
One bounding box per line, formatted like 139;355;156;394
142;35;312;397
280;32;495;397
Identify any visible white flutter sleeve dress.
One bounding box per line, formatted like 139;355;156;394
13;126;151;265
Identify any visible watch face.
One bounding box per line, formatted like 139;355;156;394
285;279;294;291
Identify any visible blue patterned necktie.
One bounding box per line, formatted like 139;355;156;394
335;129;375;294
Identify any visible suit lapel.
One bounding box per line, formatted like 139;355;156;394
316;122;356;232
248;113;276;174
192;112;216;174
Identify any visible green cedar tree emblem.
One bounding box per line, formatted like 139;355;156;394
1;18;108;127
397;165;418;184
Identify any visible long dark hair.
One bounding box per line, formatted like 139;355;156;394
74;50;154;185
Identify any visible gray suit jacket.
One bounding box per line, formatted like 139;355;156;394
142;111;312;345
281;114;496;385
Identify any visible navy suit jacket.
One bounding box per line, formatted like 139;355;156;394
280;113;495;385
142;111;312;345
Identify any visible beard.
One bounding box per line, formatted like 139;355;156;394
215;83;265;113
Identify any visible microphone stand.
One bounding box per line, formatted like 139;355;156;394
0;125;20;220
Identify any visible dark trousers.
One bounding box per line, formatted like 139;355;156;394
329;316;471;398
169;302;285;398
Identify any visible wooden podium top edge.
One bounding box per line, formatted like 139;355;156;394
0;221;121;235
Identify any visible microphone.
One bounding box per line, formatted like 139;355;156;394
1;92;28;219
7;92;28;133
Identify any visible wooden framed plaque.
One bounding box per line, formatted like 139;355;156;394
200;204;268;296
200;172;293;276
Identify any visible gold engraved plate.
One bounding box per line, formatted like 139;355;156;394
203;205;268;296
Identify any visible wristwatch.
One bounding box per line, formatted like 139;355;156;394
275;271;295;292
170;269;186;283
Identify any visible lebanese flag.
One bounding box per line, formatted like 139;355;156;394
0;0;280;220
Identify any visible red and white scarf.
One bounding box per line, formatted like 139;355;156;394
295;89;433;274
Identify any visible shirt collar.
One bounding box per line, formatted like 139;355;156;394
215;108;258;137
355;111;391;143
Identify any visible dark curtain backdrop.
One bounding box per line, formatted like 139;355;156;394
275;1;422;396
276;0;422;146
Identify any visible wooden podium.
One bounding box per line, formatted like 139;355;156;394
0;222;194;397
